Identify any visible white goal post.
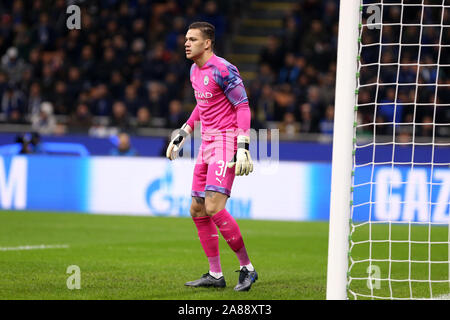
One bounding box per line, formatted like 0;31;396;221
327;0;450;300
326;0;360;300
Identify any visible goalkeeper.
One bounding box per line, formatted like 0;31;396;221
166;21;257;292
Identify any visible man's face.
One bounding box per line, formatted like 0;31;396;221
185;28;210;60
118;134;130;151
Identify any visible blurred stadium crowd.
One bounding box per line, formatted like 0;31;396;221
0;0;448;140
357;1;449;141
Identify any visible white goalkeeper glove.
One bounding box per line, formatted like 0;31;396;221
227;135;253;176
166;123;192;160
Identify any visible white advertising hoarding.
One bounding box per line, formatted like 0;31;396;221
88;157;310;220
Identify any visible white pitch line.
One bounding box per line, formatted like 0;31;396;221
0;244;69;251
430;294;450;300
419;294;450;300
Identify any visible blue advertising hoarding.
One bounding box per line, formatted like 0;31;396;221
0;155;448;223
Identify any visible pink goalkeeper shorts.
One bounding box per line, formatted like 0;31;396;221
191;135;237;198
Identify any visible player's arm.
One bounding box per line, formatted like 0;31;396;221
216;65;253;176
166;105;199;160
227;101;253;176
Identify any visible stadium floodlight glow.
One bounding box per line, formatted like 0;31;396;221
327;0;450;300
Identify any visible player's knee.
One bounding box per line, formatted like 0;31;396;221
190;197;206;217
204;191;227;216
204;200;223;217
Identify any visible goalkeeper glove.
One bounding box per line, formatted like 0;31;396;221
166;123;192;160
227;135;253;176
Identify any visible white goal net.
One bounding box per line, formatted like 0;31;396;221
348;0;450;299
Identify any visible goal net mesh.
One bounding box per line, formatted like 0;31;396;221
348;0;450;299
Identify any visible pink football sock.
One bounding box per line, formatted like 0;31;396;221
211;209;251;266
192;216;222;273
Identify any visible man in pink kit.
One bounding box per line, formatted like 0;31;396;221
166;22;257;291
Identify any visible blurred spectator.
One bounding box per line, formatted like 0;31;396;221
301;20;329;69
397;129;412;144
258;63;276;86
279;112;300;137
67;103;93;134
302;0;323;23
15;133;33;154
306;86;325;120
79;45;95;77
378;87;405;124
322;1;339;29
109;70;126;100
259;35;285;75
278;53;301;85
375;114;390;136
318;72;335;107
298;103;318;133
33;12;55;50
66;66;83;102
166;99;187;129
39;63;55;100
109;132;138;156
273;83;295;121
147;81;168;118
165;71;182;100
1;47;27;84
1;83;26;122
0;72;8;99
419;115;434;138
109;101;131;130
199;0;226;53
27;82;43;116
319;105;334;135
143;42;168;82
91;84;112;116
282;15;301;53
255;84;276;122
166;16;186;52
29;132;44;154
31;101;56;135
96;47;117;83
52;80;70;115
250;107;266;131
123;84;143;116
134;106;153;129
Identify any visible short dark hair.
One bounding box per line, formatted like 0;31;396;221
188;21;215;49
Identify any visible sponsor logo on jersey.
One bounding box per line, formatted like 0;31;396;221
194;90;213;99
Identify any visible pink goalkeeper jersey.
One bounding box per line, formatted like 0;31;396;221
187;54;250;140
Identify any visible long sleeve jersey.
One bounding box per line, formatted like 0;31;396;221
186;54;251;140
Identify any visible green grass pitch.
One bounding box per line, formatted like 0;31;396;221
1;211;448;300
349;222;450;300
0;211;329;300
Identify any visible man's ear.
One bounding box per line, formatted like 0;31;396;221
205;39;211;51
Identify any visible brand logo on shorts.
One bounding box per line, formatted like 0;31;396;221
204;75;209;85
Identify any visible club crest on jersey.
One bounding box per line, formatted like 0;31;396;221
203;75;209;85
